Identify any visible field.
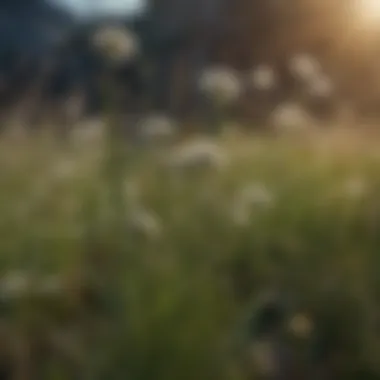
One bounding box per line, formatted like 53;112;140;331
0;124;380;379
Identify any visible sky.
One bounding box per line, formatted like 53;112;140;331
52;0;145;18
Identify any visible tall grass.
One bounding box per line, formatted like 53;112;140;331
0;128;380;379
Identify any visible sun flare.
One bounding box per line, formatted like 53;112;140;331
357;0;380;22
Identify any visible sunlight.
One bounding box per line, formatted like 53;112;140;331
356;0;380;23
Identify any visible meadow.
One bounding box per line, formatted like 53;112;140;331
0;123;379;379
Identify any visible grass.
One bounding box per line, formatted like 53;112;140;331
0;126;380;378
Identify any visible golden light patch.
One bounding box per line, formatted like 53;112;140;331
356;0;380;23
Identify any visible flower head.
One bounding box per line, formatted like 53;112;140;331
127;207;162;239
71;118;106;145
232;182;274;226
138;114;176;143
289;53;321;82
250;65;277;91
271;102;314;134
198;66;242;106
167;139;228;171
93;24;139;64
343;177;369;199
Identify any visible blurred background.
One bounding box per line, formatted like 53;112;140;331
5;0;380;131
2;1;380;380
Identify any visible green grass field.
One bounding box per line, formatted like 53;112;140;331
0;126;380;379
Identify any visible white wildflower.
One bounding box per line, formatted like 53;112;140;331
167;139;228;171
250;65;276;91
242;183;274;204
198;66;242;106
138;114;176;143
128;207;162;239
92;24;139;64
343;177;368;199
0;271;31;299
232;183;274;226
271;102;314;134
289;54;321;82
71;118;106;145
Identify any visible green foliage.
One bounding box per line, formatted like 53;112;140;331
0;131;380;379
